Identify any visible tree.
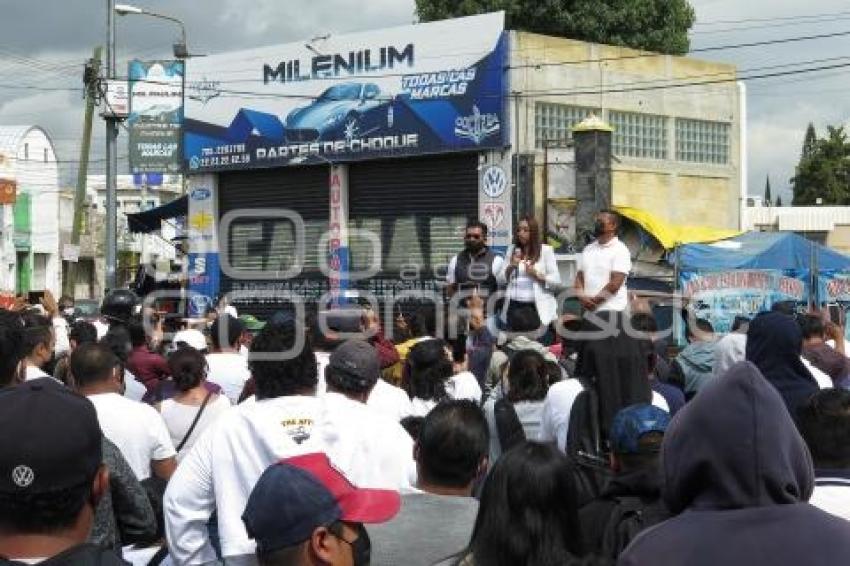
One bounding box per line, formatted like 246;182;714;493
801;123;817;161
414;0;696;55
792;125;850;205
776;195;783;207
764;175;772;205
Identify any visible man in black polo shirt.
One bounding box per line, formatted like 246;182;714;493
447;220;504;301
446;220;505;360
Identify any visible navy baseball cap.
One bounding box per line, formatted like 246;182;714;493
0;378;102;494
242;453;400;554
610;403;671;454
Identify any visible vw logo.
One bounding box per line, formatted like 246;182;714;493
11;465;34;488
481;165;507;198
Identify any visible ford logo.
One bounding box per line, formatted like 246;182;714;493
191;188;211;200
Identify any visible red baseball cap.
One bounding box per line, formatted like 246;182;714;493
242;453;401;553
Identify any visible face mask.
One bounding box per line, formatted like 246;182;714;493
593;221;605;237
349;524;371;566
63;307;75;317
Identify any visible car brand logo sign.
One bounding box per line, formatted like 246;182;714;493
483;203;506;229
481;165;507;198
187;77;222;105
190;187;211;201
12;465;34;488
455;105;501;145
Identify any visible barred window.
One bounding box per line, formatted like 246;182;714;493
535;103;598;147
610;110;667;159
675;118;730;164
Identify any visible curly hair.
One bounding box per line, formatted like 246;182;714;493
407;339;451;402
249;323;317;400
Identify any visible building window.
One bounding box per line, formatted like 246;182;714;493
610;110;667;159
675;118;730;164
23;143;28;160
43;148;48;163
535;103;599;147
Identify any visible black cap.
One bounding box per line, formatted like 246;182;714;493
0;378;102;494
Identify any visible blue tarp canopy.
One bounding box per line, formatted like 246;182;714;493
667;231;850;271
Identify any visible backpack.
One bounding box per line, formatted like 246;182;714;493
600;496;669;559
565;382;610;506
493;398;526;454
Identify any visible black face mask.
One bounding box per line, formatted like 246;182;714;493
593;221;606;237
465;239;484;253
349;524;371;566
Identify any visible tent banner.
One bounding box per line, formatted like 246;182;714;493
818;271;850;303
680;269;809;333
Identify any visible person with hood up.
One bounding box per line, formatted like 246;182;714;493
712;329;747;380
746;311;821;417
670;318;717;399
619;361;850;566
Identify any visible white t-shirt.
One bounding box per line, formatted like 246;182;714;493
205;352;251;404
160;395;232;461
315;351;331;396
410;397;437;417
163;392;414;563
367;378;414;421
123;370;147;402
25;365;53;382
577;237;632;311
88;392;177;480
810;476;850;522
447;371;483;403
801;356;834;389
506;263;538;303
538;379;668;453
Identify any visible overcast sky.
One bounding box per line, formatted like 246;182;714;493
1;0;848;205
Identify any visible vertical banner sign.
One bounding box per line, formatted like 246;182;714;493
329;165;350;305
680;270;809;333
128;60;185;174
186;175;220;316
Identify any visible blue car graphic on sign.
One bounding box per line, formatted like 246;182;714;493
285;82;393;143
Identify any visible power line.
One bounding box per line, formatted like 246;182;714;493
693;9;850;27
509;28;850;70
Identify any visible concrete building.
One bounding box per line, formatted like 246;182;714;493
745;205;850;255
88;174;180;288
0;126;60;295
178;14;743;318
511;31;743;247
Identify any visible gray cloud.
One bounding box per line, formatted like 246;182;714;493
1;0;848;205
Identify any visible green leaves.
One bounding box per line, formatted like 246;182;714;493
792;124;850;206
414;0;696;55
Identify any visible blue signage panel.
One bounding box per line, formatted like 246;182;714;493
183;12;507;172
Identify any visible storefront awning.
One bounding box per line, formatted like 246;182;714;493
126;195;188;234
615;205;739;250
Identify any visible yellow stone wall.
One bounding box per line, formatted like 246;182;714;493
512;31;742;231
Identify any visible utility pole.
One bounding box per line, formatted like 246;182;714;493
105;0;119;291
63;47;103;298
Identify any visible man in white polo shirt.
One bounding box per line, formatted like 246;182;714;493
574;210;631;313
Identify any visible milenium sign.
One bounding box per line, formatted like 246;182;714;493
183;12;507;172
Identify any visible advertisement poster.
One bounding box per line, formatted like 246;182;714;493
680;269;809;333
183;12;506;172
128;60;184;174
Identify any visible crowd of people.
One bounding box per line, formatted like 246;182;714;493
0;211;849;565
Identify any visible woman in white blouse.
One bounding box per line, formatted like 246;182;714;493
498;216;561;335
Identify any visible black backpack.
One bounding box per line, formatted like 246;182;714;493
565;381;610;506
493;398;526;453
600;496;669;559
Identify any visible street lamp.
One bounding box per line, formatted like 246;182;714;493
103;1;189;292
115;4;189;59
